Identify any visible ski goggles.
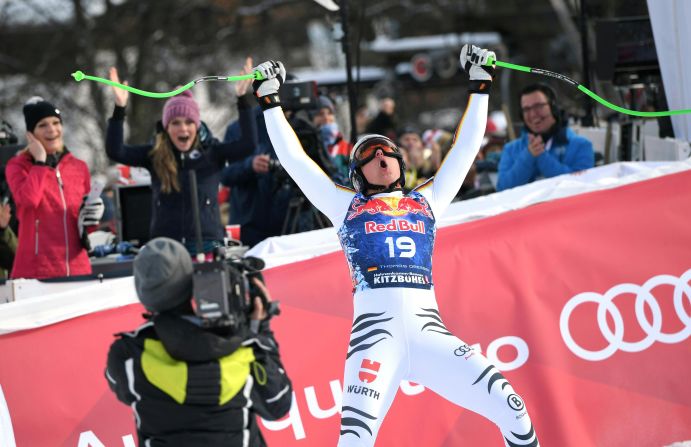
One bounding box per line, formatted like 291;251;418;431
353;138;400;164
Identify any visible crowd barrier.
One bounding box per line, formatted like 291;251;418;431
1;162;690;446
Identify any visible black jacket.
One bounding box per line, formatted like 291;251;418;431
106;314;292;447
221;109;338;247
0;226;17;276
221;108;292;247
105;99;256;243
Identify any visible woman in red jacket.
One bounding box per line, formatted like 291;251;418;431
5;97;103;279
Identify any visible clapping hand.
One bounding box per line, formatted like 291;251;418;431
527;133;546;157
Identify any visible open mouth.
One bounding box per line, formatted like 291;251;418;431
177;135;191;144
380;159;387;168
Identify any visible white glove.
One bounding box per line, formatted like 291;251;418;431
78;196;104;237
460;44;496;81
252;60;286;98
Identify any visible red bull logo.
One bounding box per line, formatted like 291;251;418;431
395;197;433;218
347;196;433;220
347;197;394;220
365;219;425;234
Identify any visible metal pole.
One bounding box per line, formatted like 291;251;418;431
339;0;358;144
188;169;204;260
580;0;595;126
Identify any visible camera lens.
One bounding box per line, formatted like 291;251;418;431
268;159;281;171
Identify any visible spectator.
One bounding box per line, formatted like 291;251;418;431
105;67;256;255
222;105;293;248
477;135;505;173
311;95;351;183
0;202;17;278
497;83;594;191
419;128;483;199
398;125;439;189
365;96;398;141
354;104;371;138
6;97;104;279
471;135;505;195
223;61;336;247
422;128;453;158
106;237;292;446
223;108;335;247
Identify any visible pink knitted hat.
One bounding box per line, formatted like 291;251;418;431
162;90;200;129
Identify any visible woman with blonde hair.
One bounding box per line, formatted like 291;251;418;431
6;97;104;278
105;66;256;254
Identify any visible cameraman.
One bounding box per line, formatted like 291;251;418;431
105;237;292;446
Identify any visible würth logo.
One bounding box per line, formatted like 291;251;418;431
359;359;381;383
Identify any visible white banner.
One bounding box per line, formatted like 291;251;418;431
648;0;691;140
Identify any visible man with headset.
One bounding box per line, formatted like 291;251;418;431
496;83;594;191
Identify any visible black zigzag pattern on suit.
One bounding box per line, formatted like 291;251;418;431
340;406;378;438
416;307;453;336
472;365;511;394
505;424;539;447
346;311;393;359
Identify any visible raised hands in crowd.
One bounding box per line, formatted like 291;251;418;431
109;67;129;107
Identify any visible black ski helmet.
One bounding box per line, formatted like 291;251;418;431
349;134;406;194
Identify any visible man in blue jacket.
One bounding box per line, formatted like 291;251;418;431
497;83;594;191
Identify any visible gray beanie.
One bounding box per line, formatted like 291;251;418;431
317;95;335;113
133;237;193;312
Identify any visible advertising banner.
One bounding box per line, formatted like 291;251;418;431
1;171;690;446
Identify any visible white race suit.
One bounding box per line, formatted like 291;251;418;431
263;92;539;447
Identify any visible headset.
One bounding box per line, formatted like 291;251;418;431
519;82;561;126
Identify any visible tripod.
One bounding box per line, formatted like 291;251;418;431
281;192;329;235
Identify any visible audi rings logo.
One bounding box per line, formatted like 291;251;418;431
453;344;473;356
560;269;691;361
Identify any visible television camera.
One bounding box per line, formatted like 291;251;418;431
186;170;279;332
191;252;280;331
0;120;18;147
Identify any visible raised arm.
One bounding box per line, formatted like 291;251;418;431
105;107;153;167
415;45;494;217
210;97;257;164
104;67;151;167
5;154;51;210
252;61;353;224
212;58;258;163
